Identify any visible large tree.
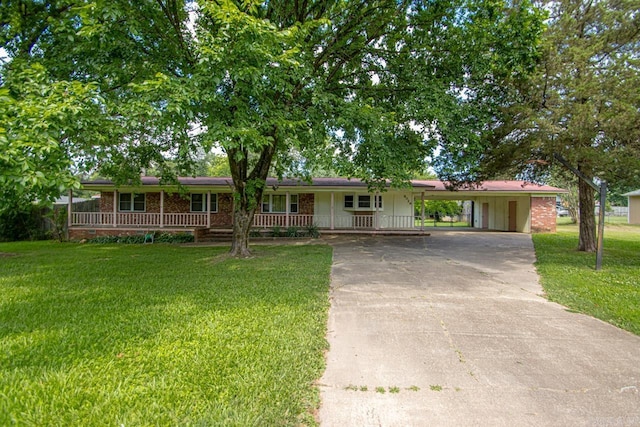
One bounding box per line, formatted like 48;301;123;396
459;0;640;252
1;0;543;255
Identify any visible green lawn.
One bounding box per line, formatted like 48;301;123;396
0;241;332;426
533;220;640;335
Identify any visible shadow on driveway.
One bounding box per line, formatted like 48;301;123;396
319;231;640;426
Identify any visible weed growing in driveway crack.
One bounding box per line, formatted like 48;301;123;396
389;386;400;393
430;385;443;391
375;387;386;394
407;385;420;392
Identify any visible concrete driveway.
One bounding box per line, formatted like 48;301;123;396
318;231;640;426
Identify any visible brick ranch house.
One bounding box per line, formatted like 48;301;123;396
67;177;565;240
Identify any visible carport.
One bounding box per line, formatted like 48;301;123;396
412;180;565;233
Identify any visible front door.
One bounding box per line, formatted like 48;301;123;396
508;201;517;232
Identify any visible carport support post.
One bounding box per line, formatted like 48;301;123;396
420;192;425;231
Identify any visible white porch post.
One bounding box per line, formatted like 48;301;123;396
375;191;380;230
421;191;425;231
67;189;73;227
113;190;117;227
286;192;290;227
207;190;211;228
160;190;165;228
330;192;335;230
67;190;73;240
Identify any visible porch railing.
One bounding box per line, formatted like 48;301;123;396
253;214;315;228
71;212;420;230
163;213;208;227
71;212;114;226
71;212;207;227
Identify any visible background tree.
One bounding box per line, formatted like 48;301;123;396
415;200;462;221
1;0;544;255
458;0;640;251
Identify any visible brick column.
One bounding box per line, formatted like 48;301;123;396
530;196;557;233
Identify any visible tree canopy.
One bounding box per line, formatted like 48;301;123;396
463;0;640;251
1;0;544;254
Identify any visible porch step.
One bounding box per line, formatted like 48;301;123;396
196;228;233;242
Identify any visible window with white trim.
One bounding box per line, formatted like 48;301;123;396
344;194;354;209
343;194;382;210
119;193;146;212
190;193;218;212
262;194;298;213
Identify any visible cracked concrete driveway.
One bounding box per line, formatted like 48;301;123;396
318;231;640;427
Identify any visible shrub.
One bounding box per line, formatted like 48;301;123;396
304;223;320;238
0;203;46;242
285;226;299;238
272;225;282;237
86;232;193;244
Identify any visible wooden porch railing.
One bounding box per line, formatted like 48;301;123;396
71;212;207;227
253;214;315;228
71;212;419;230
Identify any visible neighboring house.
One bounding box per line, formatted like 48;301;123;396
622;189;640;225
67;177;565;240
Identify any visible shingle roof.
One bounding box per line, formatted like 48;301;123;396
82;177;565;193
83;176;436;189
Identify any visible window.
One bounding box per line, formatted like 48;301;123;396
358;195;371;208
119;193;145;212
344;195;354;208
262;194;298;213
210;194;218;213
343;194;383;210
191;193;218;212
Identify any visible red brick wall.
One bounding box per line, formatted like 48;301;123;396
299;193;314;215
100;192;114;212
210;193;234;227
531;196;556;233
163;193;191;213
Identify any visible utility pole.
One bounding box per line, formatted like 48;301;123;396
554;154;606;270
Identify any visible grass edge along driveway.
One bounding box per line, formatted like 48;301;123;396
0;241;332;426
533;222;640;336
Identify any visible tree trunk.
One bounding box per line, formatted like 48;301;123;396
229;206;255;258
227;127;279;257
577;177;597;252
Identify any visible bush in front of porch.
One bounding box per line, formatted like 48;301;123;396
0;241;332;425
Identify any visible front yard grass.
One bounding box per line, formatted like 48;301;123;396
0;241;332;426
533;220;640;335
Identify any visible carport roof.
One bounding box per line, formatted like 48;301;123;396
412;180;566;193
622;189;640;197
